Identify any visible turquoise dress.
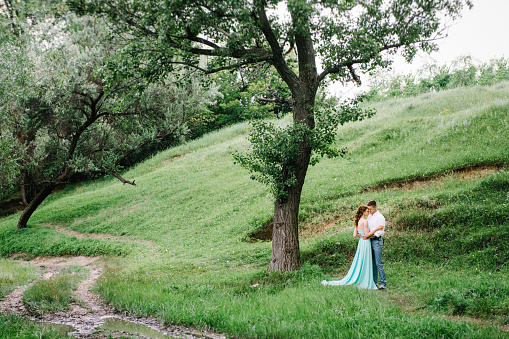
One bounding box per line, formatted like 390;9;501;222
321;229;377;289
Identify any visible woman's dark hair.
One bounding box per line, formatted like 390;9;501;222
354;205;368;227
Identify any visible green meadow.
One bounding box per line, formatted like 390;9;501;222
1;82;509;338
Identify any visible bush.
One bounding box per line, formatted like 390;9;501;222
368;57;509;101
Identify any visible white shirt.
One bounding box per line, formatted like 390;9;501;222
367;210;385;237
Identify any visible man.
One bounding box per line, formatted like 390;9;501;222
364;200;387;290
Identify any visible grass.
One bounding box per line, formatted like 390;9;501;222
0;314;67;339
22;265;89;315
0;216;138;259
96;262;504;338
0;259;38;299
0;81;508;337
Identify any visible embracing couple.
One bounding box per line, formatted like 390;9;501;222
322;200;387;290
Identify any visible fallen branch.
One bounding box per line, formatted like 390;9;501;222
112;172;136;186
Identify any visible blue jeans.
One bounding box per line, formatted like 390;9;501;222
371;237;386;287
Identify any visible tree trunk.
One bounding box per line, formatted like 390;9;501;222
20;181;35;207
269;186;303;272
268;97;314;272
17;184;56;229
20;184;29;207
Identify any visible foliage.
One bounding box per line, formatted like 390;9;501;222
0;12;219;189
190;64;293;139
118;73;222;167
68;0;473;84
367;56;509;100
68;0;473;199
233;95;375;199
0;6;221;226
22;265;89;315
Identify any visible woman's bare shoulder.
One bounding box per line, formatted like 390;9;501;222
358;218;368;227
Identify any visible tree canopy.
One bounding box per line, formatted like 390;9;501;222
68;0;472;85
0;4;220;228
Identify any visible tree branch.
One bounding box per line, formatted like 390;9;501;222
184;29;221;50
112;171;136;186
317;35;449;84
257;97;293;105
254;3;300;89
347;65;361;85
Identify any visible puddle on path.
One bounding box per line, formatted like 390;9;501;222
98;317;175;338
39;322;76;335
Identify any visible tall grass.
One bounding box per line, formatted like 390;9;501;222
0;259;37;298
22;265;89;315
0;314;67;339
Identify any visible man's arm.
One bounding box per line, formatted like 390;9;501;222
364;225;384;239
368;214;386;238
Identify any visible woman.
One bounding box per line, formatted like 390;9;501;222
322;205;383;289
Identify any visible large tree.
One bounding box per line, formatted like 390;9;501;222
69;0;472;272
0;8;220;229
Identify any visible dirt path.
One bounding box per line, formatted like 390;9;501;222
1;256;226;339
359;163;501;193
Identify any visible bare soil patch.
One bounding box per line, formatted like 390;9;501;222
162;152;191;164
299;214;350;239
247;221;273;242
359;164;501;193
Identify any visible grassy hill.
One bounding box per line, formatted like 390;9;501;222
1;82;509;338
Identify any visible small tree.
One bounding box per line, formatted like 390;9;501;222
70;0;472;272
0;12;220;228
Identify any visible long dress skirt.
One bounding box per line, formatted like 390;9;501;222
321;229;377;289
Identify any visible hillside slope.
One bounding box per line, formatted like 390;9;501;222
1;82;509;338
